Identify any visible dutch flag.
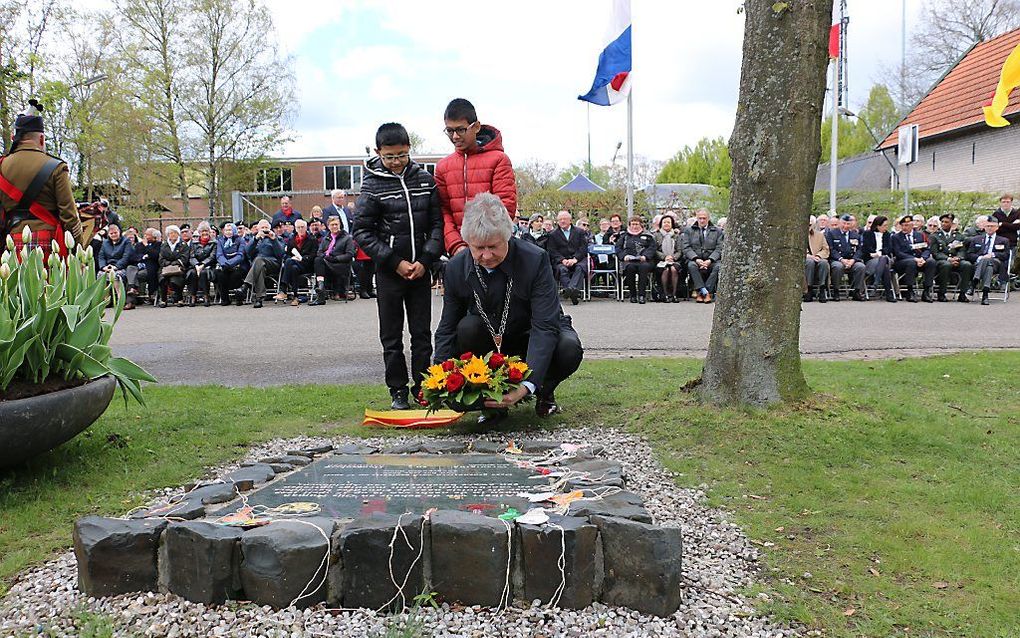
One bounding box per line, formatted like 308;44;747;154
578;0;632;106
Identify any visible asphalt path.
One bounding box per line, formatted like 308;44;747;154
108;292;1020;387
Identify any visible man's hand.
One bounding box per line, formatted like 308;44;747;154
665;256;674;264
950;257;960;266
483;385;530;409
407;262;426;280
454;245;468;256
638;255;647;262
812;255;821;262
915;257;925;267
842;258;855;268
396;260;415;278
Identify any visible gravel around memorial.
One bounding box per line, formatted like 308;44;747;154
0;427;808;638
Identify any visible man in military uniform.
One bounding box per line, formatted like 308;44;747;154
929;213;973;303
825;214;866;301
890;215;937;302
0;101;83;257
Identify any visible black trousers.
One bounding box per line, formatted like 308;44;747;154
355;259;376;295
622;262;653;297
185;267;216;298
376;269;433;392
314;256;352;293
218;265;245;299
281;258;313;292
894;257;936;289
455;314;583;398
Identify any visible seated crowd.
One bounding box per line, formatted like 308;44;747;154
804;193;1017;306
94;191;1015;310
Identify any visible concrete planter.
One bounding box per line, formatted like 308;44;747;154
0;375;117;468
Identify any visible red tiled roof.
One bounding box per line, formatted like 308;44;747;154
879;28;1020;148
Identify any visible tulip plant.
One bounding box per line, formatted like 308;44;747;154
0;228;156;405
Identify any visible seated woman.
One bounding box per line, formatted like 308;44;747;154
216;223;247;305
616;216;656;304
861;215;896;303
311;216;356;305
654;215;684;303
518;213;547;250
277;218;319;306
157;225;190;307
185;221;217;306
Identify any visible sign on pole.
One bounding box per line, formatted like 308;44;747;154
897;124;918;165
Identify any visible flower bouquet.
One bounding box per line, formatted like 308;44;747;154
419;351;531;414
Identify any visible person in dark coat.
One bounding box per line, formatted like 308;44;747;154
158;225;190;307
860;216;896;302
825;214;866;301
322;190;355;234
310;216;357;305
352;123;444;409
270;195;302;227
929;213;973;302
890;214;937;302
617;216;658;304
184;223;217;306
680;209;724;303
215;223;246;305
97;223;138;309
238;219;285;308
967;216;1011;305
545;210;588;305
434;192;583;423
278;218;319;306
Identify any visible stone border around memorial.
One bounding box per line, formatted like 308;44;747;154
73;440;684;617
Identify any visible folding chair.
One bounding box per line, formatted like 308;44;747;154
587;245;621;301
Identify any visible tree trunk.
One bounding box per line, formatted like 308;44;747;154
701;0;833;406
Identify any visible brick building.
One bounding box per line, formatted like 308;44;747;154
878;28;1020;194
154;152;445;226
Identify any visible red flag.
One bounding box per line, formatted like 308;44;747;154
829;24;840;59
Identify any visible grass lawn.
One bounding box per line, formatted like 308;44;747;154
1;352;1017;637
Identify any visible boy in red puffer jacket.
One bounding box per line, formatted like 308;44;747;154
434;98;517;256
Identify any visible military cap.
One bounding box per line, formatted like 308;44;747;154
840;214;852;222
14;99;44;134
899;215;913;224
939;213;955;221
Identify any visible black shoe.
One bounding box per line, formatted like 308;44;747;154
818;288;827;303
570;289;580;305
220;297;232;306
937;293;948;302
885;290;897;303
803;291;814;302
359;291;372;299
638;296;646;304
957;293;970;303
981;288;990;305
830;290;840;302
157;300;167;308
629;295;638;303
905;289;917;302
188;297;196;307
477;409;509;426
921;288;933;303
851;292;865;302
535;395;561;418
390;387;410;410
253;300;263;309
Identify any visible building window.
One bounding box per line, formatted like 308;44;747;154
324;165;363;191
972;143;976;164
932;150;936;171
257;168;292;193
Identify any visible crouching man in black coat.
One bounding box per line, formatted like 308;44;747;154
434;192;584;423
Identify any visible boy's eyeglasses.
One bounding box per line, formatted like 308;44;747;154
443;122;477;137
380;153;409;162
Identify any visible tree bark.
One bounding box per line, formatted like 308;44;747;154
701;0;833;406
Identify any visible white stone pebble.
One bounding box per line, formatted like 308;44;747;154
0;427;802;637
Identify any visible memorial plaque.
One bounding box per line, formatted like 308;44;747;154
223;454;539;518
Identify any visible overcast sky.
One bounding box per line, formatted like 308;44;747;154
84;0;926;165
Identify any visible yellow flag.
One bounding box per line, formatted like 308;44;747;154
984;42;1020;127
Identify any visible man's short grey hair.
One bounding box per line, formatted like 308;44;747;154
461;193;514;243
295;218;307;229
165;225;180;238
331;189;346;198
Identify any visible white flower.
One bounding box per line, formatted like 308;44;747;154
64;230;75;250
0;263;10;280
5;235;13;251
22;225;32;244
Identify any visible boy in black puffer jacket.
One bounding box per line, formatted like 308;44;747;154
353;123;444;409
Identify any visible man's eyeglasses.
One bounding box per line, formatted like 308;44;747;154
380;153;409;162
443;122;477;138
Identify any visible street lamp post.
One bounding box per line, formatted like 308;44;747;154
840;107;900;189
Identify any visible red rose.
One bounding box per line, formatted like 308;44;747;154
459;352;474;361
508;368;523;383
446;372;466;392
441;360;456;372
488;353;506;369
416;391;426;406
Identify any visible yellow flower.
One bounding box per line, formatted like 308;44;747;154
427;364;446;378
508;361;529;375
461;356;491;385
423;373;446;391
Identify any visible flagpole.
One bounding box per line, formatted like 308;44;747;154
626;89;634;219
587;103;593;179
829;58;838;216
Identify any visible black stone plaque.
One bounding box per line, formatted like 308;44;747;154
224;454;539;518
